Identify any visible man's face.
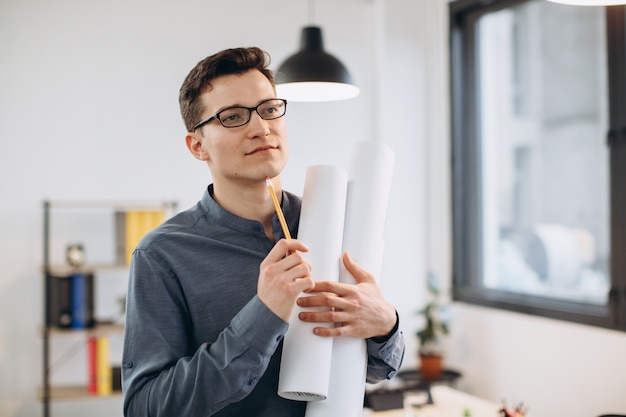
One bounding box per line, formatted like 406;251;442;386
187;69;289;186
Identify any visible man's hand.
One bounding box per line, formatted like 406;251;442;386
258;239;315;322
296;252;397;339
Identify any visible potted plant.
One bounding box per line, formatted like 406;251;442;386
416;271;449;380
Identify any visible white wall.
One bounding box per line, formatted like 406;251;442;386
1;1;625;417
447;303;626;417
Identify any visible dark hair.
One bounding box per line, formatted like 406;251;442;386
179;47;275;132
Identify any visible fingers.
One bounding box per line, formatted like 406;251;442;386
296;253;396;339
296;292;354;337
264;238;309;263
263;251;309;280
297;291;350;310
257;239;314;322
342;252;376;284
310;324;352;338
297;307;351;338
260;239;314;291
298;252;374;296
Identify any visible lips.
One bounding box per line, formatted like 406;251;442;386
246;145;278;155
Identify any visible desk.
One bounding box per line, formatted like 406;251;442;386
368;385;502;417
396;369;462;390
365;369;462;412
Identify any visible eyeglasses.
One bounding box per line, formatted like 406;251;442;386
193;98;288;130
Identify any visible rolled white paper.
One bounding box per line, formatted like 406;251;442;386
278;165;348;401
304;335;367;417
305;140;395;417
341;140;395;279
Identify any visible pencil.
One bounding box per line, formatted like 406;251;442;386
265;177;292;240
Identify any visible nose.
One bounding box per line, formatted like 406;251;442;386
247;110;270;137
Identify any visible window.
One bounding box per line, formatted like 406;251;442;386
450;0;626;329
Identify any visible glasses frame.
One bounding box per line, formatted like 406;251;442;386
193;98;288;130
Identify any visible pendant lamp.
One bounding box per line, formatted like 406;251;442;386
546;0;625;5
275;26;360;102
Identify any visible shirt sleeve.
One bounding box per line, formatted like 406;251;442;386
365;323;405;383
122;248;288;417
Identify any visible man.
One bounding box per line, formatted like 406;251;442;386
122;47;404;417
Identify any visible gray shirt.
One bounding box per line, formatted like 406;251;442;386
122;185;404;417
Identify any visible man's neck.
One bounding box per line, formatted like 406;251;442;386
212;177;282;234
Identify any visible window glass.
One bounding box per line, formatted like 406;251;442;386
476;1;610;304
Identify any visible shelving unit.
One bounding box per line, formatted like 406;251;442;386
41;200;177;417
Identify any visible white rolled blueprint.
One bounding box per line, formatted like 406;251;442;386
278;165;348;401
305;140;395;417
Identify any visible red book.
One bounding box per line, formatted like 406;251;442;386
87;335;97;394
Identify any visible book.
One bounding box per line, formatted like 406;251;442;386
114;211;126;266
112;365;122;392
116;210;166;266
46;272;94;329
96;335;112;395
46;273;72;328
70;272;86;329
87;336;97;394
69;272;95;329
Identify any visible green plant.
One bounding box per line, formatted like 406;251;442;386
416;271;449;356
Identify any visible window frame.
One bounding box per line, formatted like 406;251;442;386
449;0;626;331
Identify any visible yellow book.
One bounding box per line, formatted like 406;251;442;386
124;210;166;266
96;336;112;395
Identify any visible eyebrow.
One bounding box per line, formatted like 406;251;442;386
214;98;278;112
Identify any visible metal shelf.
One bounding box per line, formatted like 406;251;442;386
38;385;122;401
40;199;177;417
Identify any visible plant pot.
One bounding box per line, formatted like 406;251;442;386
419;354;443;380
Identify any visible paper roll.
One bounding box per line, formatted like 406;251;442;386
304;336;368;417
306;141;395;417
340;140;395;279
278;165;348;401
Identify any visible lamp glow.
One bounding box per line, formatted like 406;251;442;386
276;82;359;102
276;26;359;102
546;0;625;5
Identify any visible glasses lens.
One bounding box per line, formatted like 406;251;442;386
218;107;250;128
216;99;287;128
258;99;286;120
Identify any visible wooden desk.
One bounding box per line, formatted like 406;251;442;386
368;385;502;417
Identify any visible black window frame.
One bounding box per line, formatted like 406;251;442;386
449;0;626;331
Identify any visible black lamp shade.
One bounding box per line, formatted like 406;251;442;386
276;26;359;102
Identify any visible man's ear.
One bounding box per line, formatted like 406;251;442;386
185;132;209;161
